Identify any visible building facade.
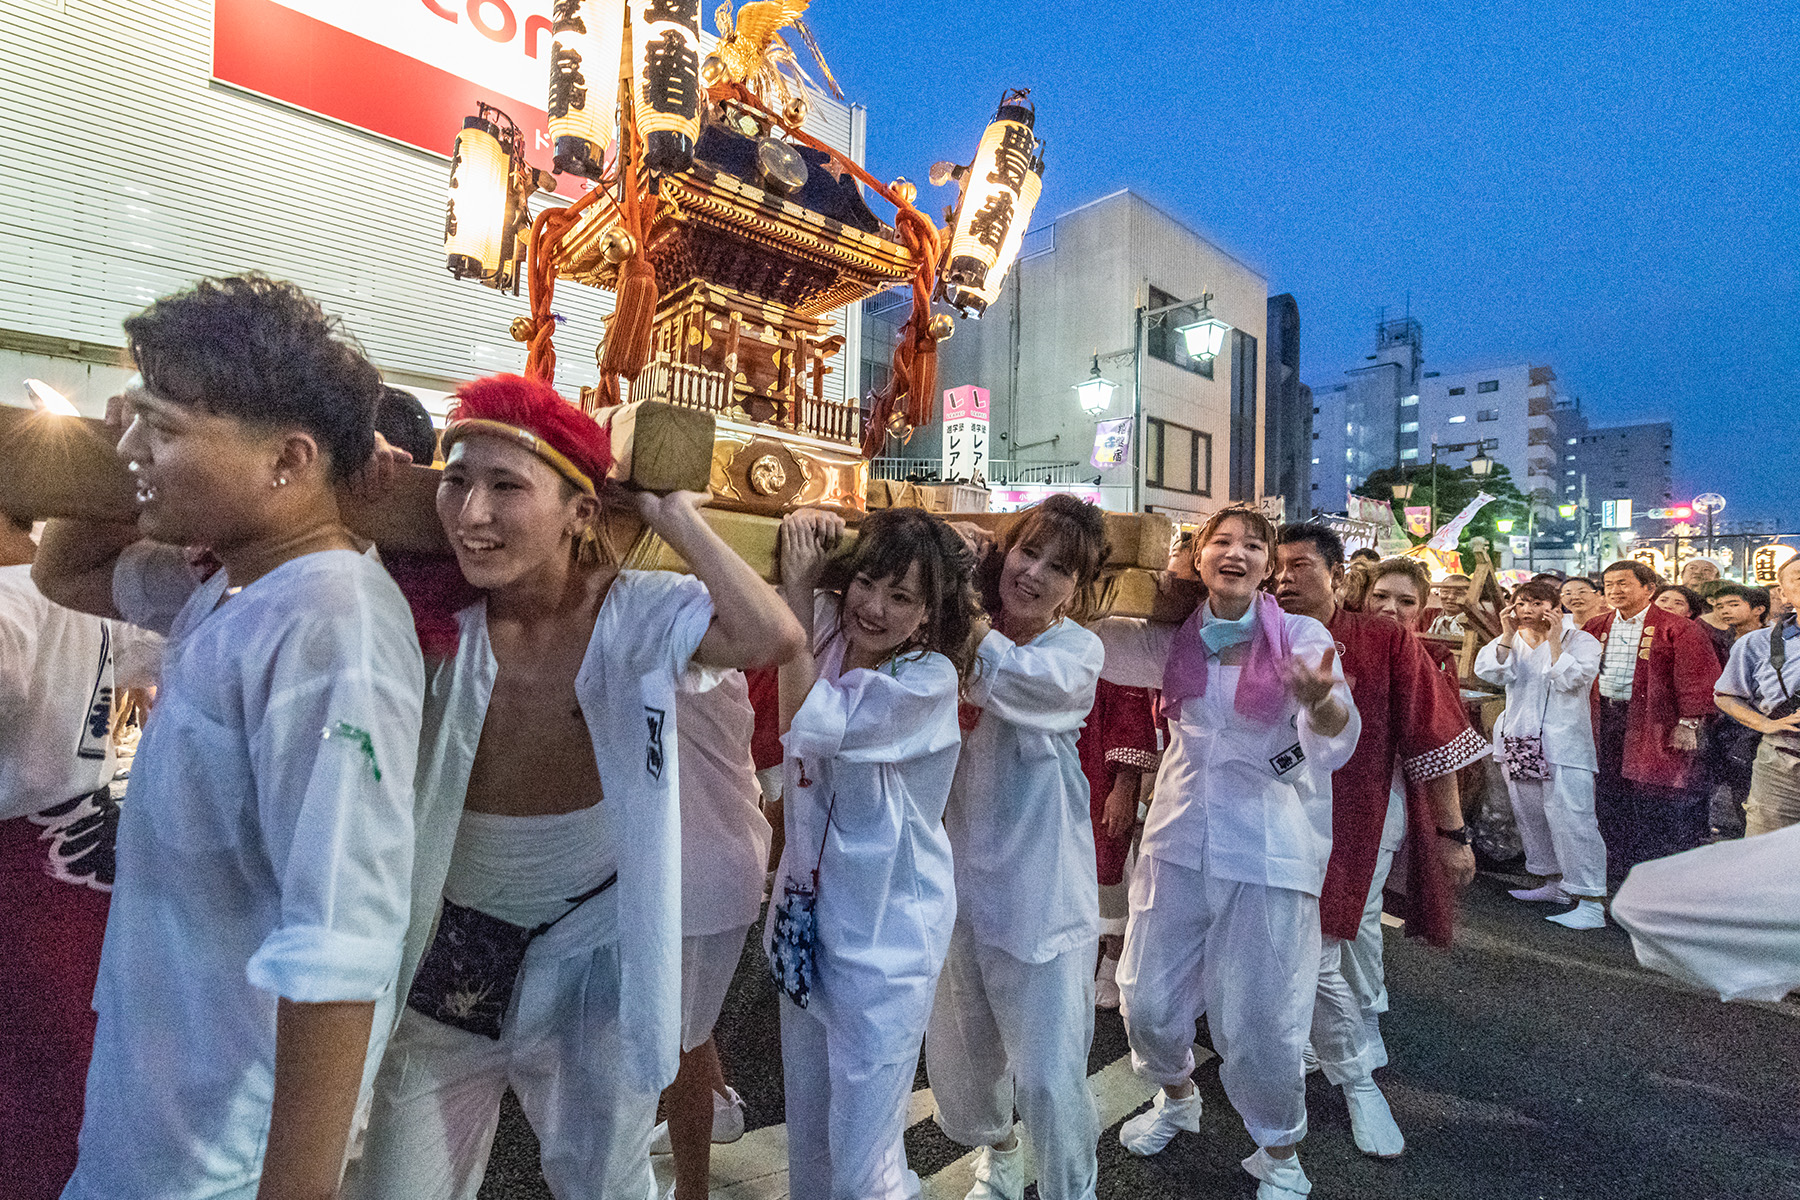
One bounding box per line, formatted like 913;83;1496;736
872;189;1268;520
1412;363;1565;503
1264;294;1311;523
1307;315;1423;514
1567;420;1675;539
0;0;863;420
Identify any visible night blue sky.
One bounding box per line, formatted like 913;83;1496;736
806;0;1798;523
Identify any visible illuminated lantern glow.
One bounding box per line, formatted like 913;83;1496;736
1073;353;1116;415
943;91;1043;316
971;150;1043;311
632;0;702;173
1752;542;1797;585
1176;308;1231;362
445;114;509;279
549;0;624;178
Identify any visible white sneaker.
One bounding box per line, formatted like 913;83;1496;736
1508;882;1570;903
649;1086;746;1154
965;1137;1024;1200
1547;898;1607;930
1095;954;1121;1009
1119;1088;1202;1156
1341;1077;1404;1158
1241;1146;1313;1198
1301;1041;1321;1075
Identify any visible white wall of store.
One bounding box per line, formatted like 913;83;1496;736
0;0;863;411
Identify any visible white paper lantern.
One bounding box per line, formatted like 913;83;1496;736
445;114;509;279
549;0;625;178
632;0;701;173
943;93;1043;315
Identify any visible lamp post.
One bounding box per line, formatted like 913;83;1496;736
1423;436;1498;535
1084;289;1233;514
1693;492;1726;559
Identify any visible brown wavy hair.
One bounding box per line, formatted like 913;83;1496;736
975;493;1113;622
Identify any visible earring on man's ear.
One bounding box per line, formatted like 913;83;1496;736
271;475;289;489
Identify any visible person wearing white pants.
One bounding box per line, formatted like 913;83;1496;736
1475;579;1608;928
650;673;770;1198
1094;507;1360;1200
770;508;973;1200
927;495;1110;1200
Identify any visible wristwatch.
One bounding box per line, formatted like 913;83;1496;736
1436;825;1473;846
1677;717;1702;730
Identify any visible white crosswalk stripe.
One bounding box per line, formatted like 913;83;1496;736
652;1046;1215;1198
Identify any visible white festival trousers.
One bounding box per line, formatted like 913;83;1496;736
1506;764;1608;896
1118;855;1321;1148
779;996;921;1200
924;921;1101;1200
1312;839;1397;1080
344;936;657;1200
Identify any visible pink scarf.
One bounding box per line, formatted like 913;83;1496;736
1161;591;1291;725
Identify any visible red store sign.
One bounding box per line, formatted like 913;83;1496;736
213;0;579;191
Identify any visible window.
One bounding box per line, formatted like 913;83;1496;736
1312;406;1320;414
1566;469;1576;475
1448;414;1467;424
1144;417;1211;495
1477;380;1499;393
1401;448;1419;460
1448;387;1466;396
1311;457;1320;465
1400;421;1419;433
1477;409;1500;421
1567;438;1578;445
1400;395;1419;407
1312;431;1320;440
1566;454;1576;461
1145;287;1214;379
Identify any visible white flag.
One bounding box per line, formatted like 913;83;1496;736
1427;491;1497;551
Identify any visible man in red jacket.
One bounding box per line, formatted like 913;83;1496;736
1275;526;1487;1160
1586;560;1722;884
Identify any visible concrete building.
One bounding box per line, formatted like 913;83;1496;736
1307;315;1423;514
1567;420;1675;539
871;189;1269;520
1413;363;1565;503
1264;294;1311;523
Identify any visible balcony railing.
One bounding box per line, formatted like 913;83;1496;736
869;456;1090;486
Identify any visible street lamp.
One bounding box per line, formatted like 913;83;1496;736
1469;449;1494;477
1072;352;1117;415
1391;481;1414;501
1693;492;1726;558
1559;503;1577;518
1495;518;1515;533
1175;292;1232;363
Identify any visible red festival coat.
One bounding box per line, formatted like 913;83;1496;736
1583;608;1722;789
1321;609;1489;946
1078;678;1163;887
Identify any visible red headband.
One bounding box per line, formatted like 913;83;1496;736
441;374;612;493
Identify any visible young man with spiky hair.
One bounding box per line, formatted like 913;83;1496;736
34;274;426;1200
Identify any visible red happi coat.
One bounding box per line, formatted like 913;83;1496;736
1583;608;1722;789
1322;609;1489;947
1077;678;1163;887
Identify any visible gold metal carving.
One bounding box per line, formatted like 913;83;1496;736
748;453;788;494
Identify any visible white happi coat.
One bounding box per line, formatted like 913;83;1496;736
398;569;714;1094
945;619;1105;962
1095;611;1359;895
1474;631;1604;770
66;545;424;1200
770;596;962;1066
0;564;159;821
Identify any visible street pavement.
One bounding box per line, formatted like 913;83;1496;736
477;870;1800;1199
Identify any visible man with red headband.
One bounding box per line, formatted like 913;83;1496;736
347;375;805;1200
